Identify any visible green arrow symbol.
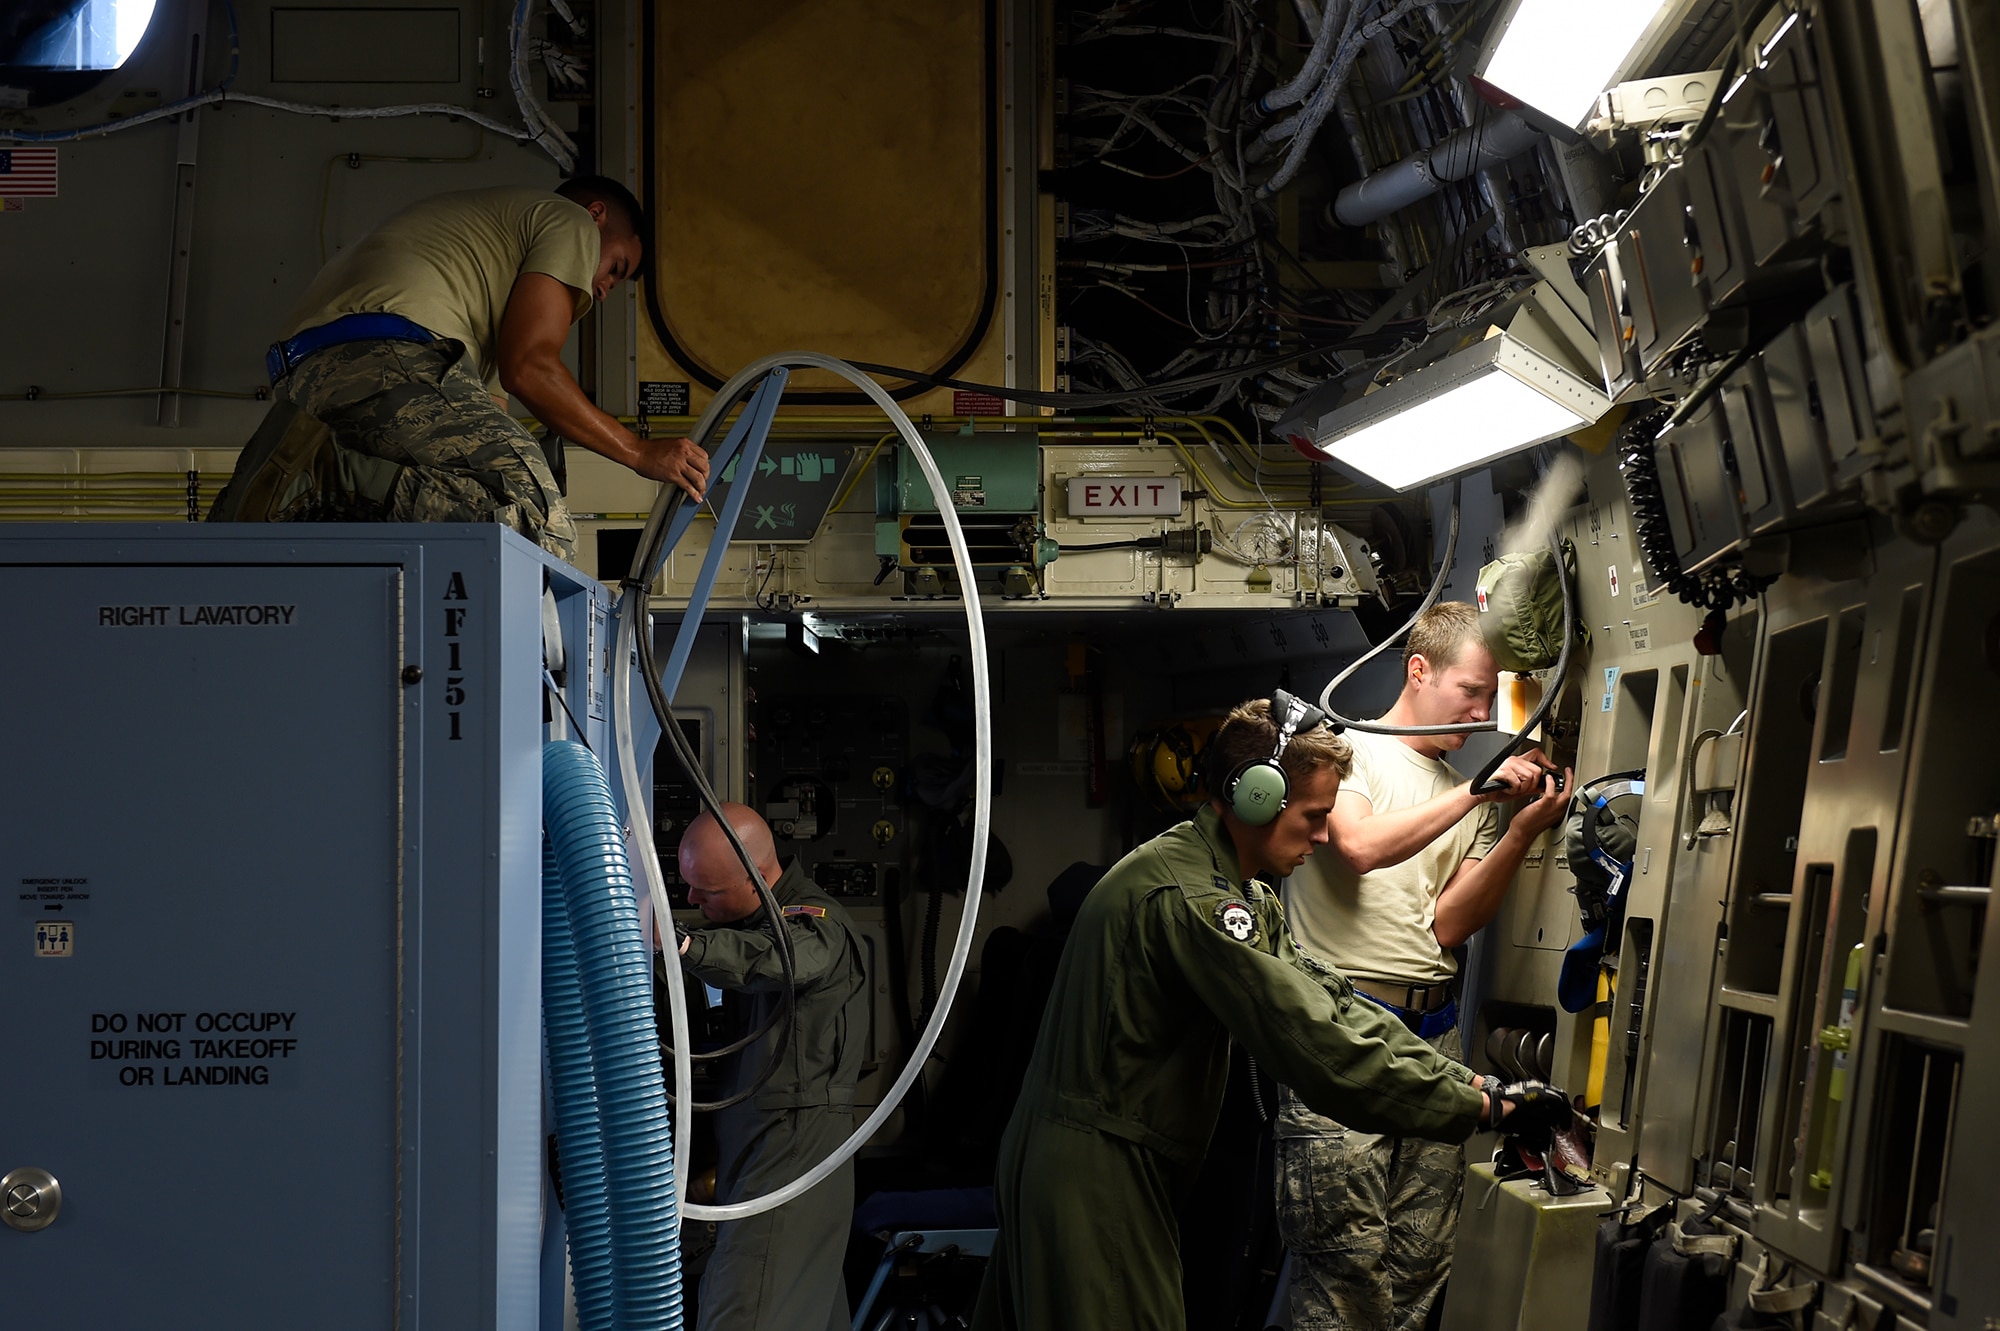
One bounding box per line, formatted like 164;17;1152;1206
759;456;778;477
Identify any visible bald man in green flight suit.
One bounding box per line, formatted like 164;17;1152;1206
971;695;1571;1331
674;804;868;1331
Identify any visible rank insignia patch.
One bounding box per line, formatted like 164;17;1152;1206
1215;899;1257;943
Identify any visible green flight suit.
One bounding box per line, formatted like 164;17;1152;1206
970;806;1484;1331
681;860;869;1331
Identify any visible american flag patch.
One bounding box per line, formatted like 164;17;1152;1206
781;904;828;918
0;147;58;198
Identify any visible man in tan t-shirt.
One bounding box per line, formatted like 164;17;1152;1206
1276;601;1569;1331
213;176;706;560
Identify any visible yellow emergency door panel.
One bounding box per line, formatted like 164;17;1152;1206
645;0;1001;409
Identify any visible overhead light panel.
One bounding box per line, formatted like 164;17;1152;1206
1476;0;1678;132
1274;247;1612;491
1299;335;1608;491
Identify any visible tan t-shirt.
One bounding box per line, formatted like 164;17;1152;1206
288;187;599;391
1282;726;1500;985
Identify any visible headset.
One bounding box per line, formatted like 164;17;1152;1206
1225;689;1333;826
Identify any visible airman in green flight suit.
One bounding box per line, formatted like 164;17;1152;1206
971;697;1569;1331
676;803;869;1331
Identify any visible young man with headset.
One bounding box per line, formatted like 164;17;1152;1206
1277;602;1571;1331
970;693;1570;1331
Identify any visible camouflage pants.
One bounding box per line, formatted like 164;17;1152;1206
1275;1024;1466;1331
272;337;575;559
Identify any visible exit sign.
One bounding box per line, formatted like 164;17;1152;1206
1065;475;1182;515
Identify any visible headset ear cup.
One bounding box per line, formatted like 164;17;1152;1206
1229;762;1289;826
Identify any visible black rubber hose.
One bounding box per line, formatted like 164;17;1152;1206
620;385;800;1096
1317;480;1499;739
922;884;945;1022
879;852;919;1049
1679;37;1742;157
645;622;797;1069
650;694;798;1110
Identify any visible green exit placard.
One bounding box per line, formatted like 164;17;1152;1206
709;443;853;544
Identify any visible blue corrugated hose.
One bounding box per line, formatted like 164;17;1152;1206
543;837;617;1329
544;739;682;1330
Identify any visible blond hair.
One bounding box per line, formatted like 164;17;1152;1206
1402;601;1483;672
1205;698;1353;795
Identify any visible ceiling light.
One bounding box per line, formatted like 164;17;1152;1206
1476;0;1678;132
1299;335;1608;491
1274;247;1613;491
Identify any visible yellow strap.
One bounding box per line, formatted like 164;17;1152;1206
1585;968;1612;1109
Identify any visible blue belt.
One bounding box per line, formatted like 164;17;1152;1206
267;312;436;384
1355;990;1459;1040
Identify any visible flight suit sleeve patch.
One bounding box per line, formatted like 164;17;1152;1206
1214;899;1259;944
782;904;828;918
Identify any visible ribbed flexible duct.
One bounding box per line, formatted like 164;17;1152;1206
543;837;617;1331
545;739;682;1330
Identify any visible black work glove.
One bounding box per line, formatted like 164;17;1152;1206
1486;1080;1574;1151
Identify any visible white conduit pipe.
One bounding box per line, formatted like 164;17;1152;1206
0;89;540;145
1332;111;1541;226
612;611;691;1185
614;351;992;1224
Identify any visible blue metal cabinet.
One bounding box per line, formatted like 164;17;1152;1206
0;524;610;1331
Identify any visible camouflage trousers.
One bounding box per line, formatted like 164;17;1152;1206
1275;1024;1466;1331
229;337;575;559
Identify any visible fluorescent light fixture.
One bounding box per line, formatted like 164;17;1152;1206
1477;0;1677;131
1302;334;1610;491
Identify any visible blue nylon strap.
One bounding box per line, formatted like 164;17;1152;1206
651;370;788;578
1354;988;1458;1040
1416;999;1459;1040
267;311;437;383
655;368;790;700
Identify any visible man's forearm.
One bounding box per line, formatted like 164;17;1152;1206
1335;787;1480;873
505;355;644;469
1432;824;1540;947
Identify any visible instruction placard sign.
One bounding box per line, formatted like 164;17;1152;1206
637;381;690;417
709;444;854;544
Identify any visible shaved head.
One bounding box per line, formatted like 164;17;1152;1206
678;803;782;923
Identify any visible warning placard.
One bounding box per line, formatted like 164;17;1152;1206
638;381;690;416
